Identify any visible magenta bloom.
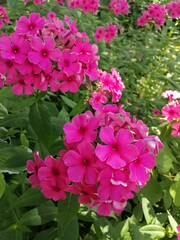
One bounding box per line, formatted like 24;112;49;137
40;178;67;201
129;140;156;187
58;49;81;76
16;13;45;36
63;111;99;144
38;155;68;183
0;33;30;64
171;122;180;138
177;224;180;240
63;141;99;184
28;36;61;70
26;151;44;187
7;73;34;95
95;126;138;169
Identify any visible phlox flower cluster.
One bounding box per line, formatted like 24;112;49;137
89;68;125;110
24;0;65;4
137;4;167;28
161;90;180;138
137;1;180;28
166;1;180;19
94;24;118;43
23;0;46;4
0;12;99;94
68;0;100;14
108;0;130;16
0;5;11;29
27;105;164;216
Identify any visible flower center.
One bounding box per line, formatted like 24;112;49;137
52;168;59;176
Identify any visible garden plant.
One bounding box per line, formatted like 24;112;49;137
0;0;179;239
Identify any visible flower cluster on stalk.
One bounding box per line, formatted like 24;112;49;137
27;104;164;216
0;12;100;94
161;90;180;138
137;1;180;28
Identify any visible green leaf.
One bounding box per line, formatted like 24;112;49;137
57;193;79;238
0;112;29;128
18;206;57;226
139;225;165;239
70;100;86;116
170;180;180;207
167;211;178;233
60;217;79;240
29;102;52;149
33;228;58;240
129;222;142;240
141;198;157;225
10;188;47;209
0;173;6;199
156;143;175;174
138;177;162;205
94;218;119;240
0;87;34;112
61;95;77;108
0;144;33;173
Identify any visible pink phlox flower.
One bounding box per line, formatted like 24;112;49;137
166;2;180;19
0;33;30;64
89;92;108;110
56;0;65;4
16;13;46;36
17;58;41;75
69;183;98;204
40;178;67;201
24;71;41;86
95;126;138;169
72;40;94;63
26;151;45;187
58;49;81;76
38;155;69;183
63;141;99;184
0;6;11;29
84;60;99;81
152;108;161;116
171;122;180;138
33;0;46;5
28;36;61;70
63;111;99;144
91;198;127;216
7;72;34;95
98;167;134;201
162;101;180;121
94;27;105;42
129;118;149;139
143;135;164;155
58;72;83;93
108;0;130;16
177;224;180;240
64;15;78;34
35;66;60;92
0;57;17;77
129;140;156;187
47;12;57;21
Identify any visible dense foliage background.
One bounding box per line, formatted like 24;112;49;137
0;0;179;239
